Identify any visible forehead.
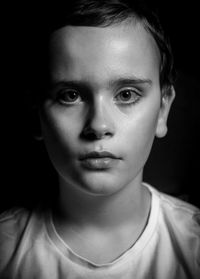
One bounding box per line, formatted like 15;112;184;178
49;22;161;84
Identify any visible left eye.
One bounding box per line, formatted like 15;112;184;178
115;89;140;104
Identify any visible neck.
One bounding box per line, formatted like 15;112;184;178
53;172;151;232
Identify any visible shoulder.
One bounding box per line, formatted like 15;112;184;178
158;189;200;229
0;207;31;230
146;183;200;263
146;183;200;226
0;207;31;271
0;207;31;242
145;183;200;244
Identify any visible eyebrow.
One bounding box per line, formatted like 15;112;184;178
51;76;152;90
108;77;152;88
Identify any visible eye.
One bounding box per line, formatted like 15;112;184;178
57;89;82;105
115;89;141;105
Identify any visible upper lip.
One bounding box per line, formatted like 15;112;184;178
79;151;119;160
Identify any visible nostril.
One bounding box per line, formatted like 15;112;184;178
81;126;113;140
81;103;115;140
81;128;99;140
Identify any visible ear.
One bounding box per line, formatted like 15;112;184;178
156;86;175;138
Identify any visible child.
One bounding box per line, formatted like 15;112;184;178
0;0;199;278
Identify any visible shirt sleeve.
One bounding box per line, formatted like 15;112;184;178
0;208;29;273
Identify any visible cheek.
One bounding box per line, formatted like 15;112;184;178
121;101;160;164
40;107;83;170
41;106;81;145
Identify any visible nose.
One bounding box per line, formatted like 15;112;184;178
81;98;115;140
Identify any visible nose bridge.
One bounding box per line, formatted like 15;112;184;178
94;94;108;120
92;93;113;126
84;93;115;138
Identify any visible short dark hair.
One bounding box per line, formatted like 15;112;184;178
27;0;176;105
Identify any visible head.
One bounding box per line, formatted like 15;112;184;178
31;0;175;103
32;0;176;197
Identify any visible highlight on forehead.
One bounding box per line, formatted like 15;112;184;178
49;21;161;87
47;10;167;89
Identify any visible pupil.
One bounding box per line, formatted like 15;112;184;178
121;91;131;99
68;91;77;100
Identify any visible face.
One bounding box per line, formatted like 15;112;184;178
40;22;172;196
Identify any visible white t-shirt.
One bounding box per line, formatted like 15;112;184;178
0;183;200;279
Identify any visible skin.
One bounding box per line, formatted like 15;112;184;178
39;22;175;263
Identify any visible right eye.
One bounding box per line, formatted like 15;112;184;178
57;89;82;105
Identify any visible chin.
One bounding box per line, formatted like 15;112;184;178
75;172;127;197
82;184;120;196
59;165;140;197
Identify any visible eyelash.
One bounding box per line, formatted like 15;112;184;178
56;88;142;106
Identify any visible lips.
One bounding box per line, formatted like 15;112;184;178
79;151;118;160
79;151;120;170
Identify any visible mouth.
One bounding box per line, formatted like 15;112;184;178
79;151;121;170
79;151;119;160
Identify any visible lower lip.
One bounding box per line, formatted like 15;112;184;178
80;157;119;170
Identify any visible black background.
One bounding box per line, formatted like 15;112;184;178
1;1;200;211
